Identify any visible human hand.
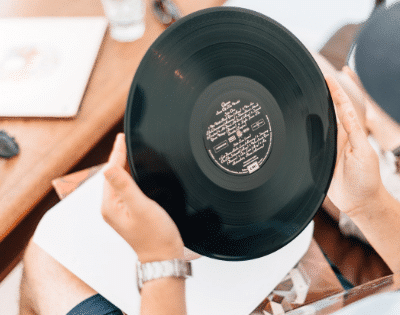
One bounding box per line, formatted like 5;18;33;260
326;76;385;217
311;52;367;131
341;66;379;126
101;133;185;263
342;66;400;152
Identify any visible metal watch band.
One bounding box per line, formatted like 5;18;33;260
137;259;192;292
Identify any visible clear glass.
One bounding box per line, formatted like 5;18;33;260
101;0;145;42
285;273;400;315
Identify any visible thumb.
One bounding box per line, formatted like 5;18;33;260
104;165;131;189
103;164;149;207
104;165;135;198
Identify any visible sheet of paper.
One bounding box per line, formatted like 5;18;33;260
0;17;107;117
224;0;374;52
33;171;313;315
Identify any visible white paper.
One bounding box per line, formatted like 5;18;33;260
0;17;107;117
224;0;374;52
33;171;313;315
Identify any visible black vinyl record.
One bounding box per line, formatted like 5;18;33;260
124;7;336;261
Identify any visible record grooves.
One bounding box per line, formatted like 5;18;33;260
124;7;337;261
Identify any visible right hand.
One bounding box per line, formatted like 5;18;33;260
342;66;400;152
326;76;385;217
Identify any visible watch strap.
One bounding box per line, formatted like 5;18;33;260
137;259;192;292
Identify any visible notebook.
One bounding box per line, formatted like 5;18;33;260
0;17;107;117
33;169;314;315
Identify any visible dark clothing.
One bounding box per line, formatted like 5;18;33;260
66;294;123;315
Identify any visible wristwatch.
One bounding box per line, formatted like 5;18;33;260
136;259;192;292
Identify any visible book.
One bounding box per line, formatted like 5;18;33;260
0;17;107;117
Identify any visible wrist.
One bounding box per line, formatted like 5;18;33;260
346;184;390;219
137;258;192;293
138;242;185;264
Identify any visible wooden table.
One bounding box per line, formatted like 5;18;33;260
0;0;225;243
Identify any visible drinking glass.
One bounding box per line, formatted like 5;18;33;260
101;0;146;42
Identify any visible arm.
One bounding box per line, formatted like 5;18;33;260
101;133;187;315
348;187;400;273
326;77;400;273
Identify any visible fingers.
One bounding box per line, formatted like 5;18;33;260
326;75;353;125
108;133;127;167
326;76;369;151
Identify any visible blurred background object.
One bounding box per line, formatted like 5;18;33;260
100;0;145;41
352;2;400;123
152;0;182;26
0;130;19;159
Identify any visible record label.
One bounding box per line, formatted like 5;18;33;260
204;96;272;175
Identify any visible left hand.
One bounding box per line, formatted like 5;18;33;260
101;133;185;263
101;133;202;262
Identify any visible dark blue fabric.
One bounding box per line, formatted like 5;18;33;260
322;252;354;291
66;294;123;315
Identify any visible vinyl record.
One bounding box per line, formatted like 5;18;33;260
124;7;336;261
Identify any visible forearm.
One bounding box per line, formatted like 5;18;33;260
140;277;187;315
348;187;400;273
